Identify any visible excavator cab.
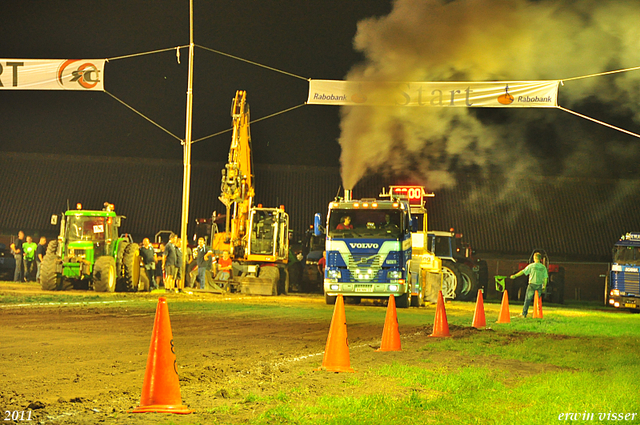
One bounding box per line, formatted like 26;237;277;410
247;207;289;262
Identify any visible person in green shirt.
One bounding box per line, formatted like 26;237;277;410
510;252;548;318
22;235;38;282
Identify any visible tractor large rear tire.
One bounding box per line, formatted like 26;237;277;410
457;263;479;301
40;255;61;291
46;240;59;256
441;260;462;300
119;243;141;292
93;256;116;292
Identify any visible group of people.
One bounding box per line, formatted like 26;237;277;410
10;231;47;283
138;233;233;292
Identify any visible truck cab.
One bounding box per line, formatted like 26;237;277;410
324;197;414;307
607;233;640;312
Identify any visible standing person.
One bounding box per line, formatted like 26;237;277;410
510;252;548;318
139;238;156;291
215;250;233;281
175;238;184;292
35;236;47;282
162;234;178;293
22;235;37;282
155;243;165;289
184;241;194;288
193;237;213;290
317;250;326;277
12;230;25;282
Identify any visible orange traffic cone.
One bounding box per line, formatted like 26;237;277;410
377;294;401;351
429;290;451;337
131;297;192;414
496;290;511;323
317;295;354;372
532;290;541;319
471;289;486;329
538;293;544;319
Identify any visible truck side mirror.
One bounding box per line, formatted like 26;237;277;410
314;213;325;237
115;216;122;227
50;215;58;225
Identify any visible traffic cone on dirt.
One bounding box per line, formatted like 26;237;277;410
131;297;192;414
496;290;511;323
377;294;401;351
471;289;486;329
429;291;451;337
317;295;354;372
538;293;544;319
532;290;542;319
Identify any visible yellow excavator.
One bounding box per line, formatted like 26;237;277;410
210;90;290;295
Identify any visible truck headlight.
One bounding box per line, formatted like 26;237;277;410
330;284;340;291
387;271;402;279
327;270;341;279
389;284;399;291
611;289;620;296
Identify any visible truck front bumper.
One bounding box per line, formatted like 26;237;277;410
324;281;408;298
609;294;640;310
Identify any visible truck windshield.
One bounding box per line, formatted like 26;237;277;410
328;209;403;239
613;245;640;266
67;216;107;242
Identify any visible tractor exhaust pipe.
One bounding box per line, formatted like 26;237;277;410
344;189;352;201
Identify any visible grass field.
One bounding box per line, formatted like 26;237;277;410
1;283;639;424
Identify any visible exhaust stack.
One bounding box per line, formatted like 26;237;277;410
344;189;352;201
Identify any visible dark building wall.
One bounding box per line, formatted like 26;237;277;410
2;152;640;261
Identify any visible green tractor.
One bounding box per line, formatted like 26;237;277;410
39;203;147;292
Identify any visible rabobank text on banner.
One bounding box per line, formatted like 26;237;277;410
0;59;105;91
308;80;559;108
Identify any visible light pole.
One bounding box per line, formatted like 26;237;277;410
180;0;195;288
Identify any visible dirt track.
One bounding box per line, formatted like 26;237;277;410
0;283;556;424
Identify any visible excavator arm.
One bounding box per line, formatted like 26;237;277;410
215;90;255;258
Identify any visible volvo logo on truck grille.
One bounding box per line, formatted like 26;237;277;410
349;243;379;249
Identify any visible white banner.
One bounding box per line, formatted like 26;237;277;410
0;59;105;91
308;79;559;108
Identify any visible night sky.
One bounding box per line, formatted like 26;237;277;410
0;0;392;167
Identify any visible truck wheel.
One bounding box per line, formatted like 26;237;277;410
325;293;337;305
396;291;411;308
119;243;141;292
40;255;61;290
93;256;116;292
441;260;462;300
457;263;478;301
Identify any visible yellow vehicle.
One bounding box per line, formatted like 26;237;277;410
210;90;290;295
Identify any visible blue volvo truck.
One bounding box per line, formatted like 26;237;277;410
607;232;640;312
317;186;437;308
